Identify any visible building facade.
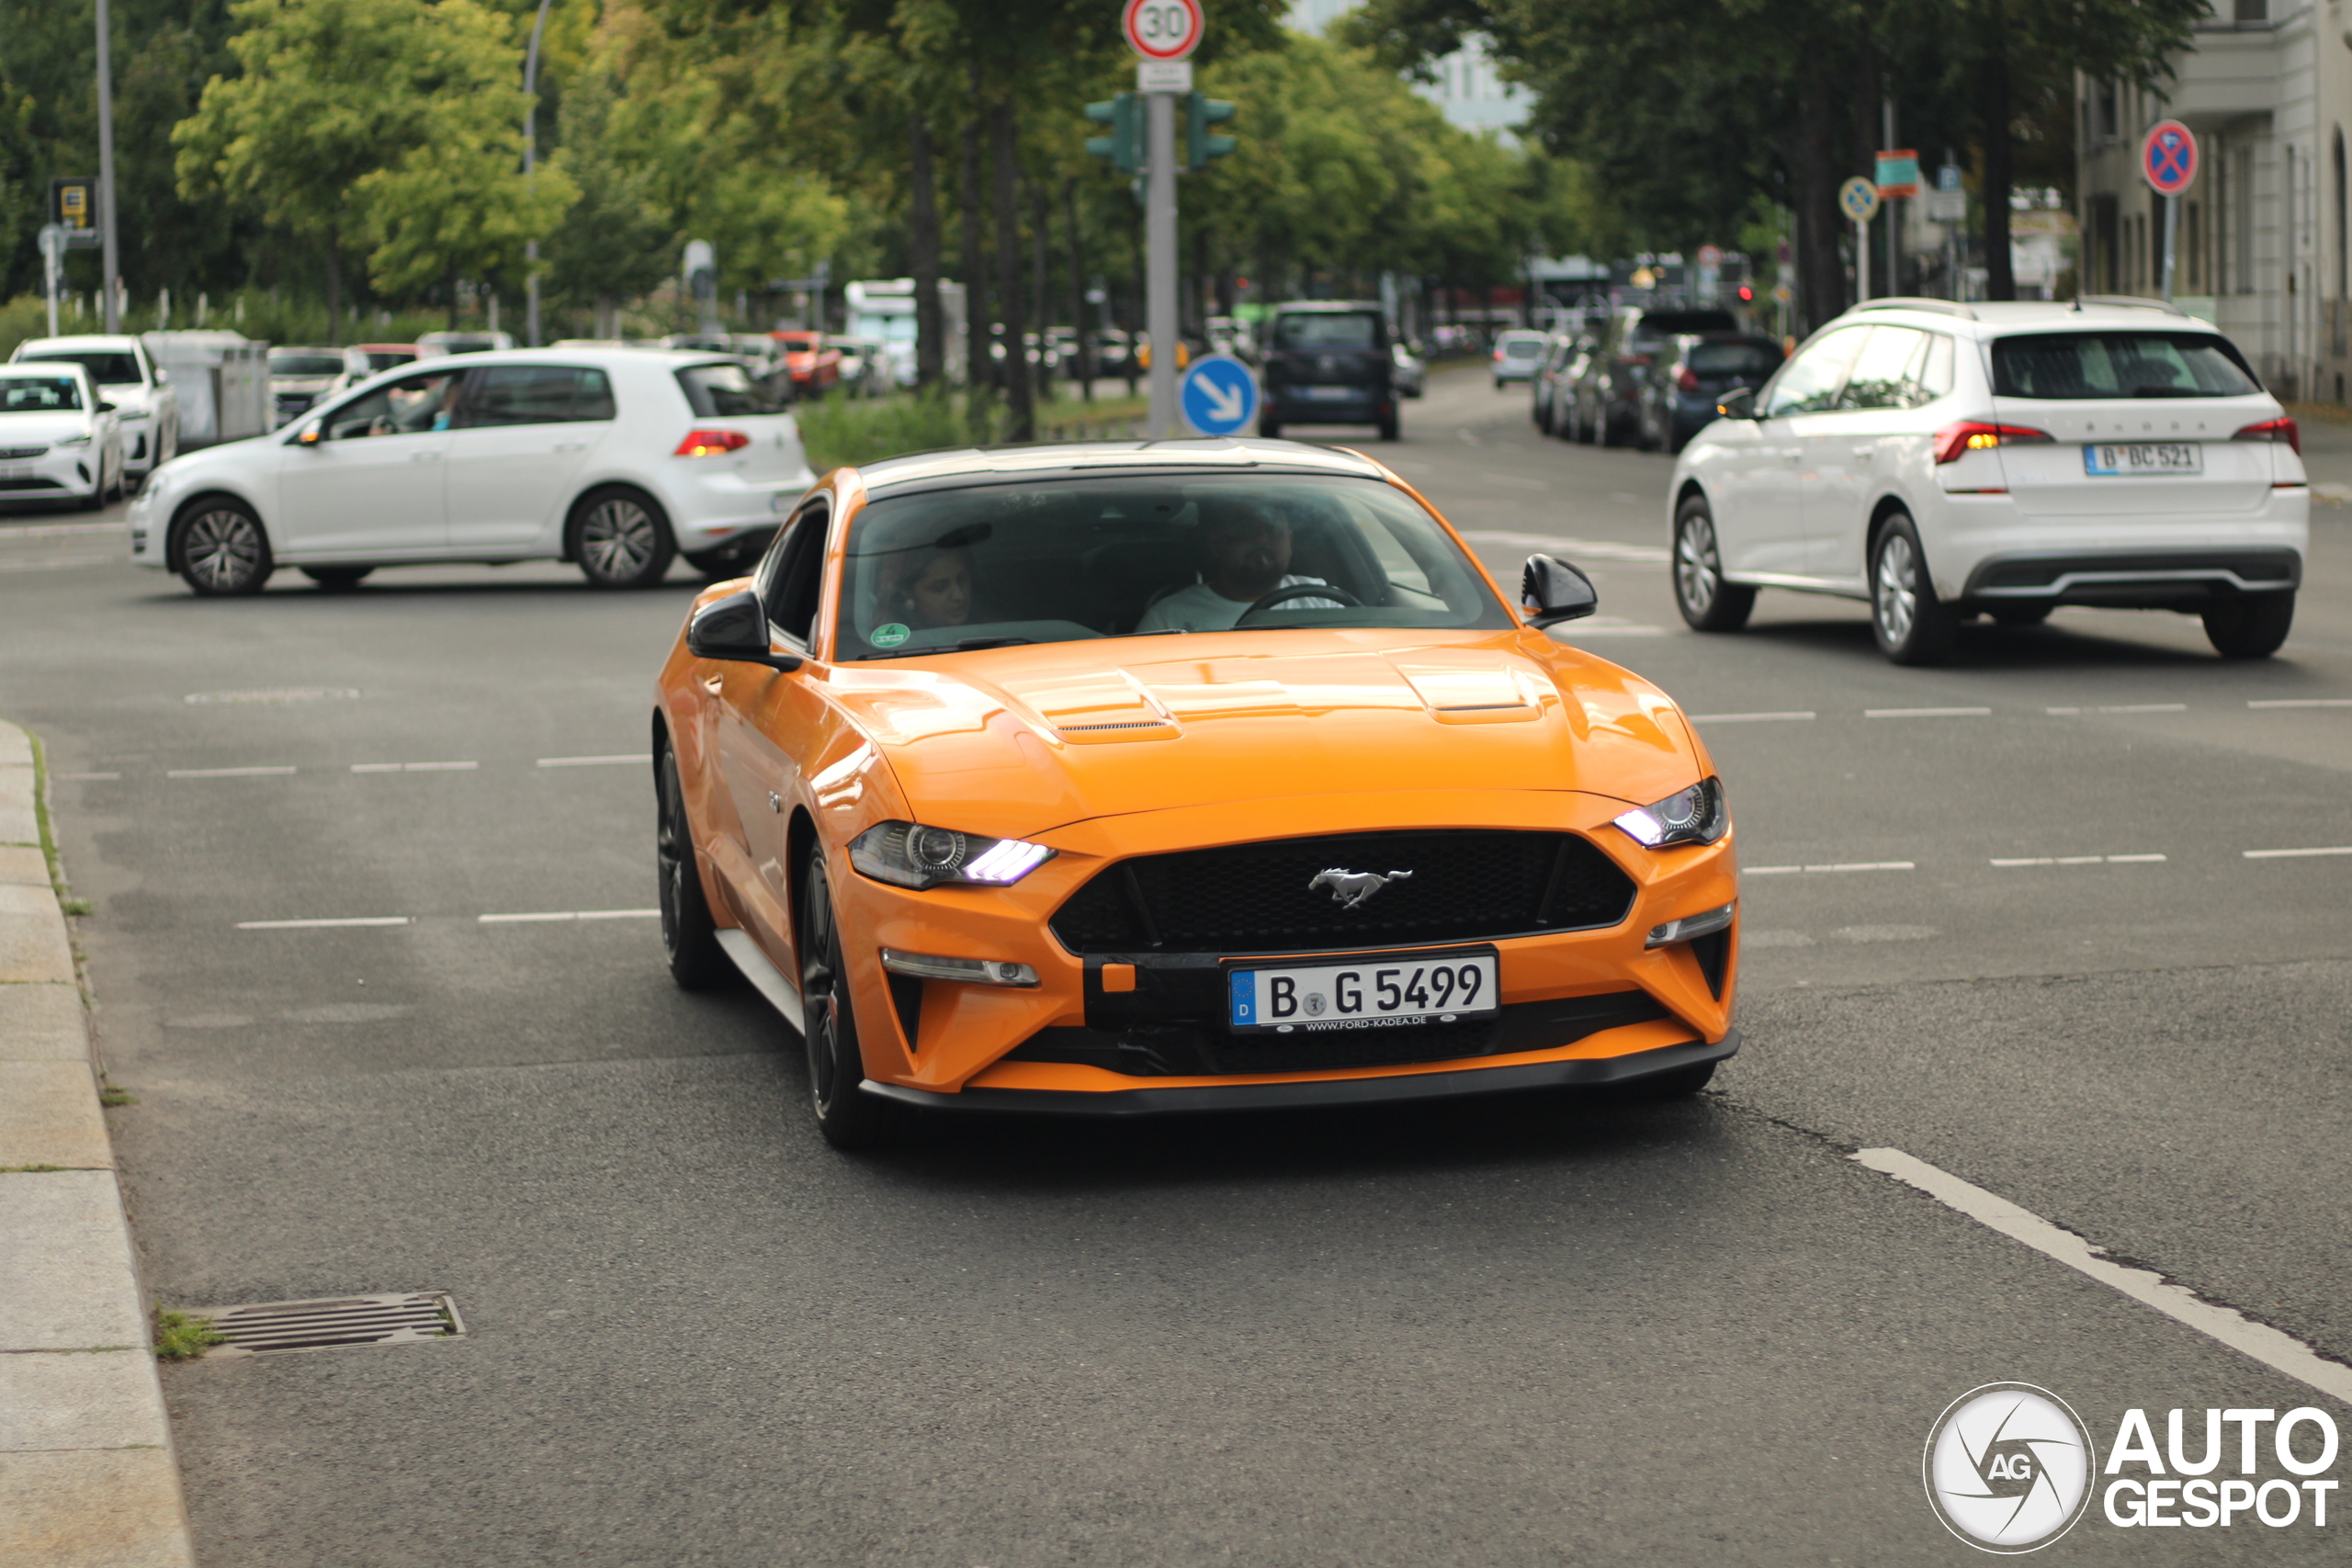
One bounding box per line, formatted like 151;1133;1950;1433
2078;0;2346;400
1286;0;1534;137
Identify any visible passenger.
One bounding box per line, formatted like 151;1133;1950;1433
1136;499;1340;633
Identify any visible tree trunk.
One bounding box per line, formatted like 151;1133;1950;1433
959;85;989;401
1980;0;2017;300
1791;63;1847;333
1032;176;1052;401
909;109;945;389
1065;176;1091;402
325;237;344;347
991;94;1033;440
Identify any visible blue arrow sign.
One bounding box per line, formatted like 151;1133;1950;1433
1179;353;1259;436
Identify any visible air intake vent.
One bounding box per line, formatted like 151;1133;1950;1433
198;1292;464;1354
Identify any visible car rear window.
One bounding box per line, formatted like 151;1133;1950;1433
1992;332;2260;399
1;375;83;412
1689;342;1781;374
1502;339;1544;358
18;350;141;385
1274;313;1381;350
1641;311;1738;337
676;362;783;417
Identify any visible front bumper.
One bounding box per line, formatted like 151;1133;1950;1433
0;446;101;502
1961;547;2301;605
863;1031;1737;1116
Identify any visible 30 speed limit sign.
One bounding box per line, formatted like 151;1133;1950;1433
1124;0;1203;61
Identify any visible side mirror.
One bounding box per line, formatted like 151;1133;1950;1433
294;419;323;446
1716;387;1757;420
1521;554;1599;628
687;588;805;672
154;368;171;386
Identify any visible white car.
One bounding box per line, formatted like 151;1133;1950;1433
0;364;125;509
268;346;345;429
1666;299;2308;663
1491;329;1548;389
9;333;180;482
128;348;816;595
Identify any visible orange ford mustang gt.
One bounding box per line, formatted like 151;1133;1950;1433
651;439;1738;1145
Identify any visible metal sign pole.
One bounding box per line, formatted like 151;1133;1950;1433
2161;194;2178;304
40;227;64;337
94;0;120;333
1146;89;1179;437
1856;218;1871;303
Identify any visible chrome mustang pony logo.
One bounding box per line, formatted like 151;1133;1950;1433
1309;868;1413;910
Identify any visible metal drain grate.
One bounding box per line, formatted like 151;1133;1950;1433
198;1292;464;1354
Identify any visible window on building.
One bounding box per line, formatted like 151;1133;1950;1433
2186;201;2204;292
2091;196;2120;293
2095;84;2120;142
2335;129;2346;299
2235;147;2257;293
2234;0;2268;20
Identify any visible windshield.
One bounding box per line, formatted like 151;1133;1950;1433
1993;332;2261;399
837;474;1509;659
19;350;141;386
1690;341;1781;374
1274;313;1380;351
1;375;85;412
271;353;343;377
1501;339;1544;358
677;362;783;416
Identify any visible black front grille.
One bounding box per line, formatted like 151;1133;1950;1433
0;445;47;460
1050;829;1635;956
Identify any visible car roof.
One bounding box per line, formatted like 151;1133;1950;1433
1839;298;2224;336
365;345;725;370
0;362;92;379
854;437;1391;495
13;334;144;354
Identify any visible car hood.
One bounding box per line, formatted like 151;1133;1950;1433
0;412;97;446
825;630;1702;840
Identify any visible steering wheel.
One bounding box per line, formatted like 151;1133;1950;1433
1234;581;1363;625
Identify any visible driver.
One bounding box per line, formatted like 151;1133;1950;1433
1136;498;1341;633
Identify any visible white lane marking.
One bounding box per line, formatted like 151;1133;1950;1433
1864;706;1991;718
2248;698;2352;708
1989;853;2168;866
537;754;651;768
1745;862;1916;875
0;521;124;538
2046;703;2187;715
235;917;412;930
0;554;118;573
351;761;479;773
184;688;359;705
1854;1148;2352;1405
1557;616;1667;637
167;766;297;778
2244;845;2352;860
1463;529;1672;564
51;772;121;781
1692;711;1815;723
479;908;659;924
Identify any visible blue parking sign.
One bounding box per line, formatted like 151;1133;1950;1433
1180;354;1259;436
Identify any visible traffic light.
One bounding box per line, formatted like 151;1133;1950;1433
1185;93;1236;172
1084;95;1144;175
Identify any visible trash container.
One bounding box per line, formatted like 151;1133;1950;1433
143;332;270;447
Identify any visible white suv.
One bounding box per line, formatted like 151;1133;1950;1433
129;348;815;595
9;333;182;482
1665;299;2307;663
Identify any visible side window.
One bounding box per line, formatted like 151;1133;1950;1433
1917;333;1955;398
763;505;831;649
457;365;612;427
1762;327;1869;417
322;368;463;440
1836;327;1928;410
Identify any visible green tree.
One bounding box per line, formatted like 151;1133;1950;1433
540;65;673;333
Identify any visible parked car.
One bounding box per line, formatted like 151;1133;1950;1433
415;330;515;358
829;335;894;397
0;363;125;509
1636;333;1784;454
317;343;422;403
9;333;181;481
1491;329;1548;389
1532;334;1593;436
1668;299;2306;664
267;347;345;429
1390;339;1427;398
650;438;1737;1145
1258;302;1397;441
128;348;815;595
1568;309;1740;447
771;331;842;398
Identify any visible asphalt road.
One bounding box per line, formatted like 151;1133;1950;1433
4;371;2346;1564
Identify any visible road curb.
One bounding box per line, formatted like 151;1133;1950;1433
0;720;198;1568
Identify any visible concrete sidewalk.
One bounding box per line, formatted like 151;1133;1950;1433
1;722;197;1568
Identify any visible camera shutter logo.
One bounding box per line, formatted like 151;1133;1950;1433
1923;1383;2094;1552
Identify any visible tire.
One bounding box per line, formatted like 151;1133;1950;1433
569;486;675;589
171;498;274;596
1259;420;1282;439
1573;401;1595;445
2203;592;2294;659
1986;603;2052;626
300;567;373;591
797;847;900;1149
1535;399;1553;435
1632;1061;1717;1100
656;742;734;990
1377;415;1399;442
1599;407;1624;447
1870;513;1958;666
681;549;745;581
1672;494;1755;632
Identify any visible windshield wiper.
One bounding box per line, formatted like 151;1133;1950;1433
861;636;1037;660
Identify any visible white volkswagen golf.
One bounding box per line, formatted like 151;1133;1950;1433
129;347;814;595
1665;299;2307;663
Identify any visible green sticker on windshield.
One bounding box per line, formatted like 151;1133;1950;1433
871;622;911;649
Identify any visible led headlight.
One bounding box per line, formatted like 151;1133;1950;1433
1613;776;1729;849
848;820;1054;890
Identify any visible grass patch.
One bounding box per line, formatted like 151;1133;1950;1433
98;1081;135;1108
796;388;1148;470
0;1163;66;1173
59;896;93;917
153;1310;228;1361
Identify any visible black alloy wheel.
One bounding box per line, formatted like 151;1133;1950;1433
171;499;274;596
656;743;734;989
569;486;676;589
2203;591;2294;660
797;848;899;1148
1672;494;1755;632
1869;513;1959;666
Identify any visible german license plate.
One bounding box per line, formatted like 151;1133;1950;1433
2083;442;2201;475
0;465;28;481
1301;385;1355;400
1227;946;1498;1034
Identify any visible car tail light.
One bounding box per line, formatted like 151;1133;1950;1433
1627;354;1654;367
1933;421;2052;465
1492;346;1505;361
2233;415;2300;455
1676;367;1699;391
675;428;751;457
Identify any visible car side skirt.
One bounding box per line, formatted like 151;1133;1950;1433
858;1030;1737;1117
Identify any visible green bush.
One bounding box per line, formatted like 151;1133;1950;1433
794;389;1147;471
0;295;51;360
